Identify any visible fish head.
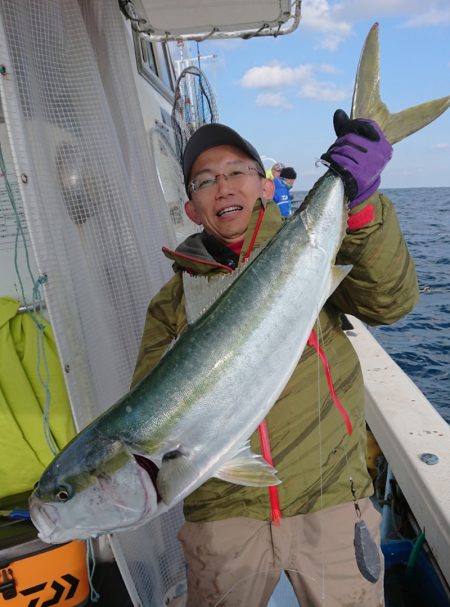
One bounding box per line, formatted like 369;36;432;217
29;437;160;543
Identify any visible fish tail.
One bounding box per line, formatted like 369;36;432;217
351;22;449;144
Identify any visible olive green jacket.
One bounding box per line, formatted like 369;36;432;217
132;191;419;522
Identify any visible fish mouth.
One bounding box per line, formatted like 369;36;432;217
217;205;243;217
29;498;65;544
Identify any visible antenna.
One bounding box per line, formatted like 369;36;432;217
171;65;219;165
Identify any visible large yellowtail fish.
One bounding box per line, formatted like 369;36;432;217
30;24;449;543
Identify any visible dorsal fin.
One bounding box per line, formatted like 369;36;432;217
351;23;449;144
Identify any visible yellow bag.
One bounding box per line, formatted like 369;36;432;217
0;297;76;499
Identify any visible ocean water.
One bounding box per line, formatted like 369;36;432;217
372;188;450;424
293;187;450;424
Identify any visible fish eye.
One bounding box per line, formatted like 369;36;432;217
55;484;72;502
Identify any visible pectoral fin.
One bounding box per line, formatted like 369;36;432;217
329;264;352;296
156;449;198;506
156;443;280;506
214;444;280;487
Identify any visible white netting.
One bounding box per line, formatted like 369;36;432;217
0;0;186;604
0;113;39;301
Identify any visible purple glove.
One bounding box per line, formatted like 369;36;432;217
321;109;393;207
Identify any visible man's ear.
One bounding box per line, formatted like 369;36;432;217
263;179;275;200
184;200;202;225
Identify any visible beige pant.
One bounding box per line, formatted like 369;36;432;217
178;498;384;607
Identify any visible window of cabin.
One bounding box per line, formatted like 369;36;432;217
134;32;175;103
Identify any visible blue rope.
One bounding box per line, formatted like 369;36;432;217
86;539;101;603
0;147;35;304
33;274;59;456
0;142;58;456
1;139;100;602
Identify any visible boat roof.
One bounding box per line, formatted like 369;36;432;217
124;0;301;41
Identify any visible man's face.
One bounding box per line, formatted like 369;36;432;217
185;145;268;246
272;168;281;179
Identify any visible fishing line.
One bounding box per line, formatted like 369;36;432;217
317;307;382;585
309;313;381;598
86;538;101;603
419;285;450;294
314;316;327;604
336;446;382;584
213;318;329;607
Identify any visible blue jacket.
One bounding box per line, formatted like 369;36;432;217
273;178;292;218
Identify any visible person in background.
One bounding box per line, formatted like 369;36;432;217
265;161;284;180
273;166;297;218
132;112;418;607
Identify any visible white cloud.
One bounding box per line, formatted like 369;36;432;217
239;60;350;106
239;61;342;89
315;0;450;22
318;63;340;74
432;143;449;149
255;93;294;111
400;6;450;27
298;80;350;102
300;0;353;49
239;63;313;88
300;0;450;49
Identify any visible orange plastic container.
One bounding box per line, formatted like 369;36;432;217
0;540;89;606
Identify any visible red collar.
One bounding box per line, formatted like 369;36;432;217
227;239;244;255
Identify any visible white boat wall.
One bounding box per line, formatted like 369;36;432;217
348;317;450;588
1;1;449;606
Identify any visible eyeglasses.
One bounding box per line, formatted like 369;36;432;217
189;165;265;194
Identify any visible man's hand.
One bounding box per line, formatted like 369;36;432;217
321;109;393;207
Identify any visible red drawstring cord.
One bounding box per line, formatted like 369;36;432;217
244;208;353;525
307;329;353;436
243;206;265;262
243;205;282;525
257;327;353;527
258;420;282;526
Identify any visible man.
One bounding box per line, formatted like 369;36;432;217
273;166;297;218
265;161;284;181
132;114;418;606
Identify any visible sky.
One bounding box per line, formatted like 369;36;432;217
185;0;450;190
